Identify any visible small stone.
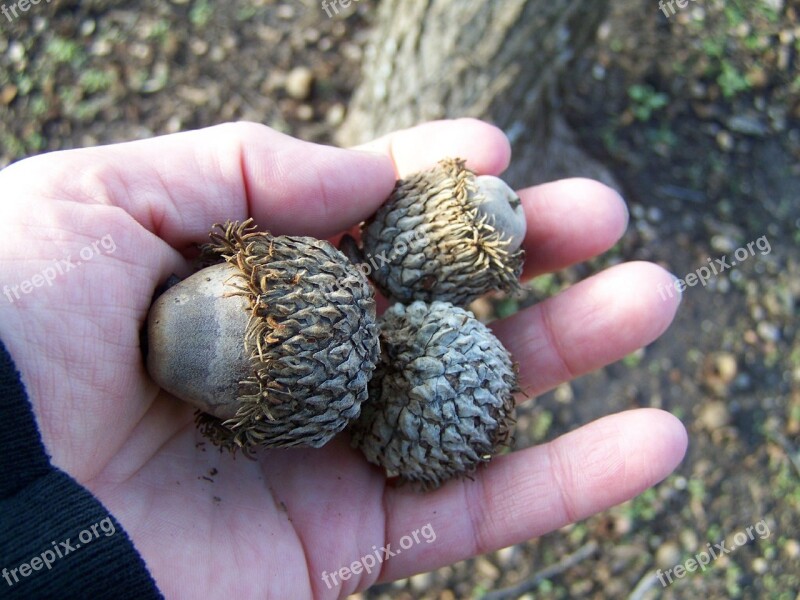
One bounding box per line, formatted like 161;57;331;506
326;102;346;126
715;352;738;383
209;46;226;62
716;130;735;152
554;383;574;403
733;372;752;391
727;114;769;136
710;234;737;253
746;66;768;88
680;529;699;552
8;41;25;63
655;541;682;568
783;539;800;559
613;513;633;536
409;572;433;591
697;400;731;431
647;206;663;223
0;84;18;105
295;104;314;121
190;38;208;56
496;546;515;564
757;321;780;342
91;38;113;57
277;5;295;19
475;556;500;580
752;557;768;574
80;19;96;36
467;297;492;322
285;66;314;100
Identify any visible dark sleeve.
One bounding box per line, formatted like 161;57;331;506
0;341;163;600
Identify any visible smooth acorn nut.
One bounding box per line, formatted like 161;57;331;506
472;174;526;252
147;262;255;421
359;158;526;306
349;300;518;489
146;220;380;453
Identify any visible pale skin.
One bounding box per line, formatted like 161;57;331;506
0;119;687;599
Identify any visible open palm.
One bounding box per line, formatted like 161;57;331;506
0;119;687;599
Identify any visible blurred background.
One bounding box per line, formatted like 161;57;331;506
1;0;798;597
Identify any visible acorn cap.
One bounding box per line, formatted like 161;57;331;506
349;300;518;489
360;158;526;306
146;220;380;452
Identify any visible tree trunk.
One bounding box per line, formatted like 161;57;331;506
338;0;617;190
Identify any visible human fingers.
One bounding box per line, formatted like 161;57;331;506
517;178;629;279
492;261;681;396
377;408;687;582
353;117;511;178
0;122;397;245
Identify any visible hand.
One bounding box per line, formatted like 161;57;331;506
0;119;687;599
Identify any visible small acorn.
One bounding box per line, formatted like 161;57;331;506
146;220;380;453
349;300;518;489
356;158;526;306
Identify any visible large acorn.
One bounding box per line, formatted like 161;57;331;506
146;220;380;452
356;158;526;306
350;300;518;488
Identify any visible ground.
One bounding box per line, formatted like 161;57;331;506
0;0;798;598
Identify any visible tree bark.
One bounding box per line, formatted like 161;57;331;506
338;0;617;190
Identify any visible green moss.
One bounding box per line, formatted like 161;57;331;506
0;132;25;157
627;84;669;122
717;62;751;98
79;69;115;94
495;296;518;319
45;37;85;66
622;348;645;368
532;409;553;442
189;0;213;27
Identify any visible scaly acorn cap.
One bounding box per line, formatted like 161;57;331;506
349;300;518;489
146;220;380;453
360;158;526;306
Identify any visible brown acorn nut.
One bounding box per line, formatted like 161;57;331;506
146;220;380;452
349;300;518;489
359;158;526;306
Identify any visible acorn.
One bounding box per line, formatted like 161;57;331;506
349;300;518;489
356;158;526;306
146;220;380;453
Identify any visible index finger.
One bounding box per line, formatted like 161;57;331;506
1;120;512;248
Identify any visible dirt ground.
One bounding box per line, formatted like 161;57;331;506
1;0;798;598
